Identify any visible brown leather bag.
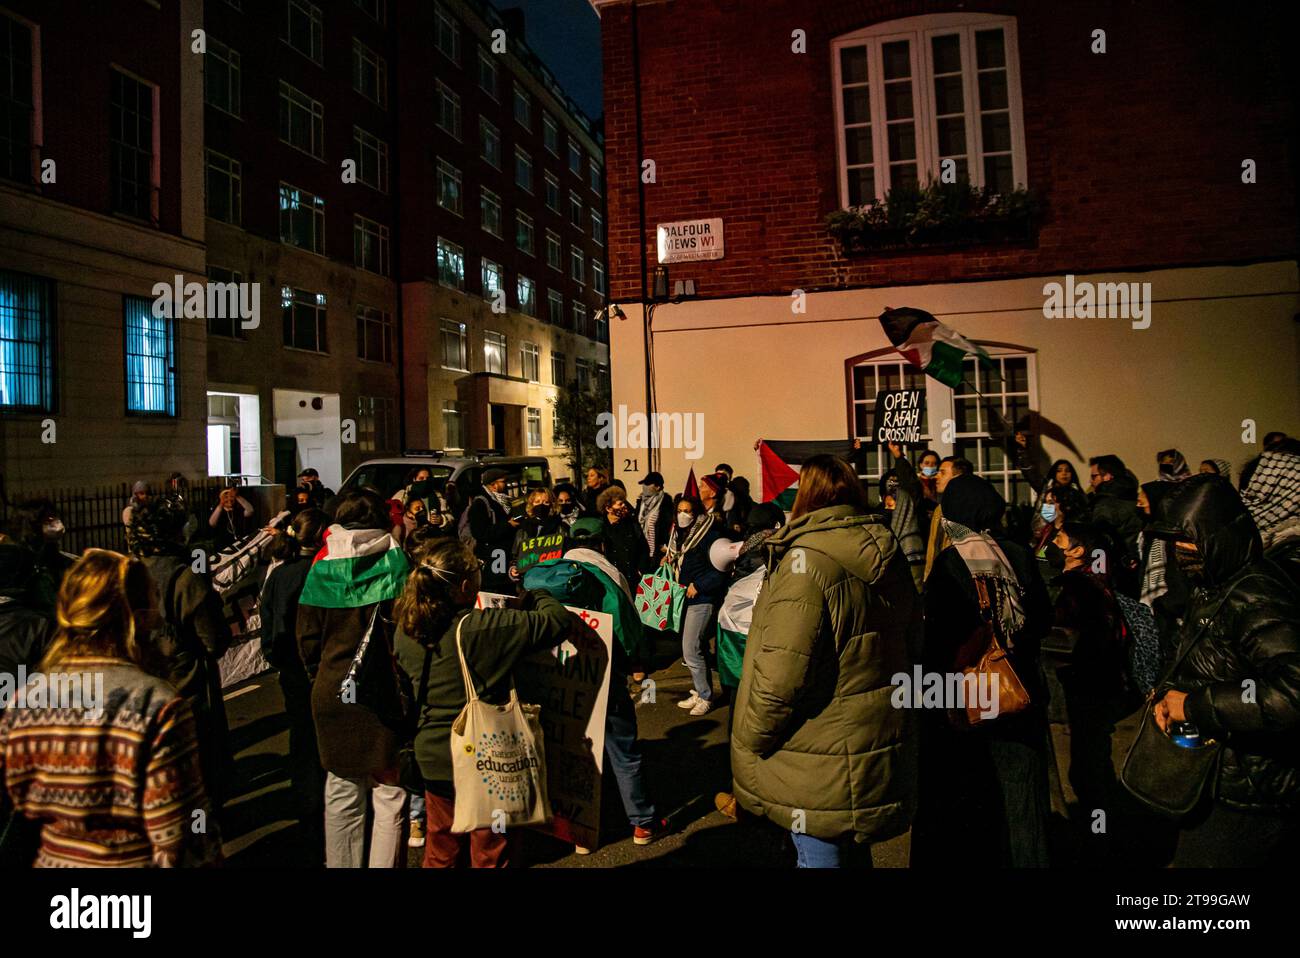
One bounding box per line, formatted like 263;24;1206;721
953;577;1031;727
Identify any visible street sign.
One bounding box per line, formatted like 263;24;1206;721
656;218;724;263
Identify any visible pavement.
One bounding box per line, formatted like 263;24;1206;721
216;636;1147;868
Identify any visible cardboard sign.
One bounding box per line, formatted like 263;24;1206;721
871;388;924;444
515;531;566;576
474;592;612;850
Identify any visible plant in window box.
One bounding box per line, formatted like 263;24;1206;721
828;180;1041;253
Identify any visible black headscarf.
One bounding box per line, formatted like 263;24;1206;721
1151;474;1263;587
940;474;1006;533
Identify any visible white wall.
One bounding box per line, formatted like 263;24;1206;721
273;389;343;490
608;261;1300;496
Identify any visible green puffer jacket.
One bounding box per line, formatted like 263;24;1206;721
731;504;921;843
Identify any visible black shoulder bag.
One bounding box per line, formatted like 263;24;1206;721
1119;572;1265;818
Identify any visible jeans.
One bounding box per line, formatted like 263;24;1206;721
410;791;425;825
680;603;715;701
604;680;656;828
791;831;873;869
323;772;407;868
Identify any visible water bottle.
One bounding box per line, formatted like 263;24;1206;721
1170;721;1203;749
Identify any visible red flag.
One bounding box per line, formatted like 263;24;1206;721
683;466;699;499
758;441;801;503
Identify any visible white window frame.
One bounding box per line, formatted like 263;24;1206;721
205;37;241;117
521;341;540;382
436;81;461;140
352;126;389;192
513;81;531;129
352;38;387;108
356;304;393;363
514;146;533;193
831;13;1027;207
434;2;460;64
526;406;542;449
479;116;501;169
440;318;468;371
478;46;498;100
517;276;536;317
543;113;559;156
353;214;390;275
591;210;603;245
278;80;324;159
545;229;562;271
480;187;502;237
206;149;241;225
279;181;325;254
547;289;564;326
846;343;1038;503
569;189;583;228
483;329;507;375
437;237;465;290
442;399;466;450
481;257;503;301
284;0;323;65
436;158;462;215
544;171;560;211
570;245;584;285
516;210;535;255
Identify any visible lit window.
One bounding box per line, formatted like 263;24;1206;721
517;276;536;317
481;258;503;301
437;237;465;290
527;407;542;448
521;342;540;382
124;294;175;415
437;159;462;215
279;183;325;253
440;318;468;370
0;269;54;411
484;330;506;374
281;286;327;352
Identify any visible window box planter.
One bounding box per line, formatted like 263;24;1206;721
828;182;1042;256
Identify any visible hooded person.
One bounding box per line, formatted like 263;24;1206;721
1200;458;1233;483
731;455;920;867
911;473;1053;869
126;497;234;808
1156;448;1192;482
1145;474;1300;866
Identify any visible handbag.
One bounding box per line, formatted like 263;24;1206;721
634;565;686;632
337;606;411;731
953;576;1031;727
448;617;551;833
1117;576;1257;819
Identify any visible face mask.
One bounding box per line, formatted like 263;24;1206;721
1040;503;1058;523
559;502;575;515
676;512;694;529
533;505;551;519
43;519;65;539
1044;541;1067;572
643;484;661;496
921;466;938;477
723;490;736;512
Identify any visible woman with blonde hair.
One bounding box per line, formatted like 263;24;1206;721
0;550;221;867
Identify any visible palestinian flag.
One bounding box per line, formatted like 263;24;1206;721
717;568;765;688
683;466;699;499
299;525;411;609
758;439;857;509
878;306;996;388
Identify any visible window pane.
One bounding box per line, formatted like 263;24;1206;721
934;74;964;115
975;29;1006;69
840;45;868;84
936;116;966;157
981;111;1012;152
844;126;873;166
931;34;961;74
878;364;900;391
984;154;1014;193
887;124;915;162
978;71;1009;111
847;168;875;206
884;81;913;120
890;162;918;190
881;40;910;80
955;396;980;432
1004;356;1028;393
842;86;871;125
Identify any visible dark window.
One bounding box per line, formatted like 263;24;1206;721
110;70;155;221
0;14;33;183
282;287;327;352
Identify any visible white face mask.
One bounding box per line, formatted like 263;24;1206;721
722;490;736;512
676;512;694;528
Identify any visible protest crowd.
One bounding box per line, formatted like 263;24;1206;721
1;424;1298;870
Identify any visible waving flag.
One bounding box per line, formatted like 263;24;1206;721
758;439;857;508
299;525;411;608
879;306;996;388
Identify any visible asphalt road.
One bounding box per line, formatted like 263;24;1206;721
217;637;1148;868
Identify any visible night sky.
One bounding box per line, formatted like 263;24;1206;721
503;0;604;121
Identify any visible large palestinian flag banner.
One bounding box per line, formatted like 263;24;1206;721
878;306;997;389
758;439;858;509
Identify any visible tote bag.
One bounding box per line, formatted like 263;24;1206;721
634;565;686;632
449;617;551;833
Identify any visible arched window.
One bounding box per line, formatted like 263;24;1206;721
845;344;1038;504
832;13;1027;207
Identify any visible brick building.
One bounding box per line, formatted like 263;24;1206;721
0;0;609;499
0;0;206;495
593;0;1299;500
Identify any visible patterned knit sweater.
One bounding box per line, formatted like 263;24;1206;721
0;656;222;867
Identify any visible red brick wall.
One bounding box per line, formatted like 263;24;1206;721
601;0;1297;302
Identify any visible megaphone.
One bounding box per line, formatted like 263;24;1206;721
709;537;744;572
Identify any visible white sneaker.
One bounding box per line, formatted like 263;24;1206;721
676;690;699;709
689;697;713;716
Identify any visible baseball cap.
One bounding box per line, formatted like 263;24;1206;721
638;471;664;486
482;467;508;483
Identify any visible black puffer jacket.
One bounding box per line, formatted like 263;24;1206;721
1158;476;1300;814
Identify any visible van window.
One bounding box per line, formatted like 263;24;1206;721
344;463;453;499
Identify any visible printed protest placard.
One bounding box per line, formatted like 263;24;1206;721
474;592;613;849
871;388;924;444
